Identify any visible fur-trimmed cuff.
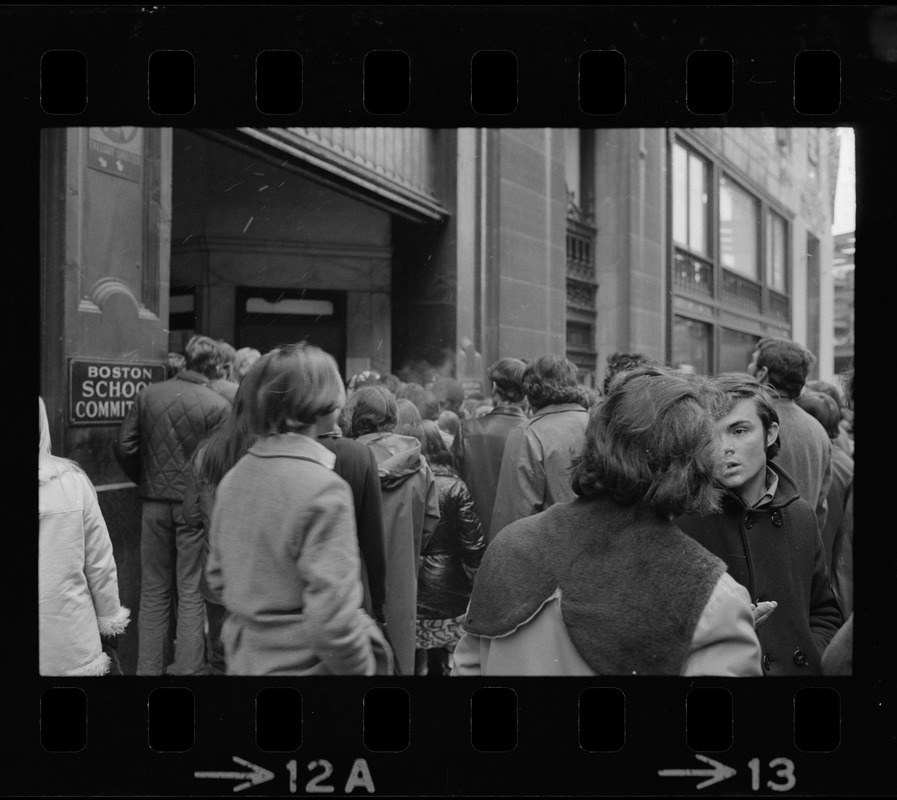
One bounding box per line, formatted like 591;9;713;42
97;606;131;637
70;652;111;677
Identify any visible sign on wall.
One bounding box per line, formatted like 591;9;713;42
87;127;144;182
68;359;165;426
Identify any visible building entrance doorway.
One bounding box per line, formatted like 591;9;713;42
235;287;347;371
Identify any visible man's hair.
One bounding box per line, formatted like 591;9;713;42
379;373;402;395
419;420;455;470
349;384;398;437
185;335;225;379
395;382;440;420
233;347;261;381
712;372;781;461
241;342;344;435
755;337;816;399
571;365;723;517
430;377;466;413
805;379;845;412
437;409;461;436
166;352;185;379
487;358;527;404
795;391;842;440
522;355;584;411
602;352;656;395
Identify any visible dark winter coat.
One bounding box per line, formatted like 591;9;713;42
417;465;486;620
114;370;231;501
319;433;387;617
771;393;833;535
824;446;853;618
451;404;527;538
676;462;843;676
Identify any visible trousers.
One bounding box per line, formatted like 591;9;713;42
136;499;206;676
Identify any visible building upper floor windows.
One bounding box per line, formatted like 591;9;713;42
719;175;760;281
672;142;710;257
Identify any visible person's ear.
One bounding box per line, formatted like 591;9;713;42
755;365;769;383
766;421;779;450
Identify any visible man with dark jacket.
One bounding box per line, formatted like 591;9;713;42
114;335;231;675
451;358;528;541
748;337;833;535
676;374;842;676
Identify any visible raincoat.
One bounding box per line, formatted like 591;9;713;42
356;432;440;675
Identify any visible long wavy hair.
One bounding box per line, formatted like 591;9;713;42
570;366;723;517
194;382;258;490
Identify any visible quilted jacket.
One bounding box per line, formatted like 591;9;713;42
114;370;231;501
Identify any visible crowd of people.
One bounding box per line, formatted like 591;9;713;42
38;333;854;677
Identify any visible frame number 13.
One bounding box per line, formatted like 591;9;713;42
749;757;797;792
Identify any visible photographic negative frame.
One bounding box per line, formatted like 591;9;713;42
14;4;892;797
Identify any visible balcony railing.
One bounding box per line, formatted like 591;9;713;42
673;249;713;297
721;269;762;314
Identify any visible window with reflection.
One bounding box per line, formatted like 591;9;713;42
672;142;709;257
767;211;788;293
719;328;759;374
672;316;712;375
719;176;760;280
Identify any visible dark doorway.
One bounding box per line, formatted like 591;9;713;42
236;287;347;373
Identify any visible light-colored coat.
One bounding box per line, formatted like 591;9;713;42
453;495;761;677
39;398;129;676
489;403;589;539
206;433;389;676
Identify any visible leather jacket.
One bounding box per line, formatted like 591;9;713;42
417;466;486;620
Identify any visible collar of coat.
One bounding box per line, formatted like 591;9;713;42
463;495;726;675
176;369;212;386
247;433;337;470
720;460;801;514
528;402;589;421
489;404;527;418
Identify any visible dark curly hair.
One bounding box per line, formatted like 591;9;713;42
712;373;781;461
602;352;656;395
522;355;584;411
754;337;816;399
571;365;723;517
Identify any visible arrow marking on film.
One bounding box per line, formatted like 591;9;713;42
195;755;275;792
658;753;737;790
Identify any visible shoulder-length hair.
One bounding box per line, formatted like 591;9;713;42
712;372;781;461
349;384;398;437
570;365;723;517
419;420;456;470
523;355;585;411
195;382;258;489
241;342;344;436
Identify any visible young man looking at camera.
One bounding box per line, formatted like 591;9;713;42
676;373;842;676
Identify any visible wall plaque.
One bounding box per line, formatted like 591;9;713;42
68;359;165;426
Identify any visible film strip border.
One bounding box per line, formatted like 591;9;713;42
36;680;852;795
39;48;841;118
4;5;897;126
